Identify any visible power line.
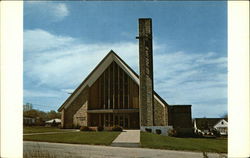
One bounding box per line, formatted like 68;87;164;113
24;102;59;108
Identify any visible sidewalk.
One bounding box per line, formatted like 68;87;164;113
111;130;140;147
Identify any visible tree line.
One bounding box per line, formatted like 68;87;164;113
23;109;61;121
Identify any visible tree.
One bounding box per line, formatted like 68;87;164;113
47;110;61;119
222;113;228;118
24;109;61;122
23;109;39;118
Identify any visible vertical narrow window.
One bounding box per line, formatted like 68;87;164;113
100;75;104;108
113;62;115;109
118;65;120;109
114;63;118;109
103;71;106;109
119;67;123;109
114;114;118;125
105;69;108;109
110;113;113;127
108;66;110;109
105;114;108;127
124;73;128;109
127;77;130;109
119;115;123;127
110;62;113;109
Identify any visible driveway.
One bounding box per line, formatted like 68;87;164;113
24;141;227;158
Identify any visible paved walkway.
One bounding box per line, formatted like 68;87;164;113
24;141;227;158
111;130;140;147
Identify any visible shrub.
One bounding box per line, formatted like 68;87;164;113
104;126;113;131
112;125;123;131
156;129;161;135
97;126;104;131
80;126;90;131
193;131;204;138
168;129;177;137
88;127;98;131
212;129;221;137
145;128;152;133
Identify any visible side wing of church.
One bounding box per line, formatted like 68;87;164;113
58;50;192;130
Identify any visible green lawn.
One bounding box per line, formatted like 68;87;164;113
23;132;121;145
24;126;65;134
140;132;227;153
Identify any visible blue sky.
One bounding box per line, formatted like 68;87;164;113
24;1;227;118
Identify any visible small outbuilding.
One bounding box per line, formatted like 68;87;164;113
23;117;36;126
45;119;61;127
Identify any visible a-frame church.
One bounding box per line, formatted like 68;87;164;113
58;19;192;133
58;51;192;130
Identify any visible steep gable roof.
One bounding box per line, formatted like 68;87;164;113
58;50;168;111
214;119;228;128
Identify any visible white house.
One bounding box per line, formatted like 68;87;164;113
193;118;228;136
213;119;228;135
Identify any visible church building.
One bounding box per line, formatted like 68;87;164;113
58;19;192;132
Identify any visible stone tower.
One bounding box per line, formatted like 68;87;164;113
136;18;154;127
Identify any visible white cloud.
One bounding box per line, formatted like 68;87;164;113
24;29;139;89
24;29;227;117
25;2;69;22
153;50;227;117
24;29;74;53
53;3;69;18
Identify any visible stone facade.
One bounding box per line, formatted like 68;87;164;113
138;18;154;126
153;98;166;126
61;109;65;128
63;86;89;128
73;101;88;127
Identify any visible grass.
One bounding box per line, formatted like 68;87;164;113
140;132;227;153
24;126;66;134
24;131;121;145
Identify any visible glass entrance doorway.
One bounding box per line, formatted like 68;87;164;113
88;113;139;129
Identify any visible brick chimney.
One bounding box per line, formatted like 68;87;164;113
136;18;154;127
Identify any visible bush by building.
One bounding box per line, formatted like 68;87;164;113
80;126;90;131
112;125;123;131
97;126;104;131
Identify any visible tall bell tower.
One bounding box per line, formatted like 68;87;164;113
136;18;154;128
